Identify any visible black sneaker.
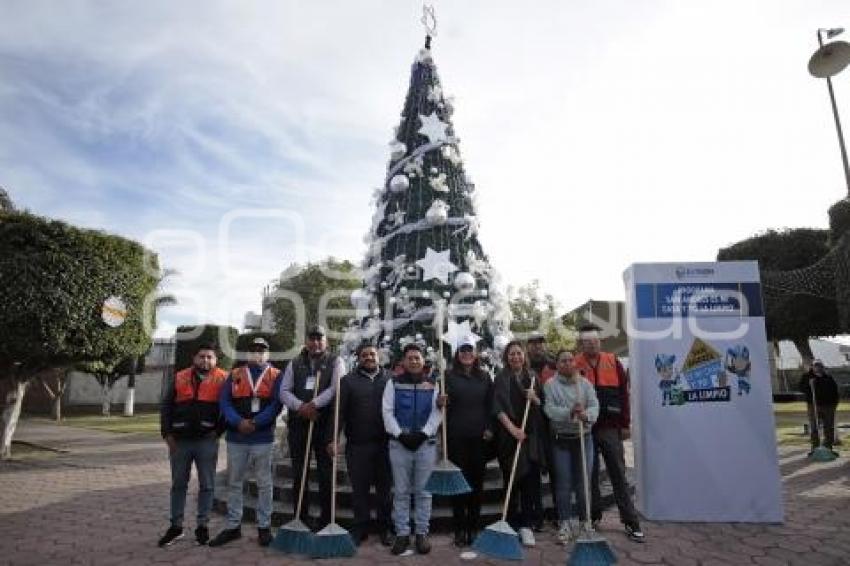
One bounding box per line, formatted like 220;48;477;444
391;534;409;555
257;528;272;547
379;530;393;547
453;530;466;547
350;529;366;547
625;523;646;543
415;534;431;554
158;526;184;547
208;527;242;547
195;525;209;545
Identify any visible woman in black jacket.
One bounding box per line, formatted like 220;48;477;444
492;340;546;548
446;337;494;547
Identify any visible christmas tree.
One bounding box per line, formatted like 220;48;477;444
344;34;511;370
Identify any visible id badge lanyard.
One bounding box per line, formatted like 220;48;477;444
249;367;267;413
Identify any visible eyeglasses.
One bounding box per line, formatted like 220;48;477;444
458;345;475;353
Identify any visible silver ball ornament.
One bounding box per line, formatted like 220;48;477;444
389;174;410;193
453;272;476;293
425;202;449;226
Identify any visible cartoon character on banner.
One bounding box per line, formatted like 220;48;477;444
725;345;752;396
655;354;682;406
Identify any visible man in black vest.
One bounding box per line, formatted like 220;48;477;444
280;324;344;528
327;343;393;546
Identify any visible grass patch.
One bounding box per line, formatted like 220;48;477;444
60;412;160;435
773;403;850;446
774;401;850;413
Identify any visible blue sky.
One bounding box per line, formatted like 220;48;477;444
2;1;849;337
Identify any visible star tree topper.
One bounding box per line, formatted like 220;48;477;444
415;247;458;284
418;112;449;144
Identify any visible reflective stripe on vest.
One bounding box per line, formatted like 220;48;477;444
174;367;228;402
574;352;620;387
230;365;280;399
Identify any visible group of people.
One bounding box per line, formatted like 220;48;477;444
158;323;646;555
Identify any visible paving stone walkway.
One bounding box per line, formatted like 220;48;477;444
1;419;848;565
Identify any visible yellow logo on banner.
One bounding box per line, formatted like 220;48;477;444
682;338;720;371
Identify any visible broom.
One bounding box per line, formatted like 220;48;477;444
271;371;322;555
425;303;472;496
471;374;536;561
568;418;617;565
808;378;837;462
310;367;356;558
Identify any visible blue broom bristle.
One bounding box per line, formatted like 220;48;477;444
568;540;617;565
310;524;357;559
425;469;472;495
270;528;314;555
810;446;837;462
472;527;524;561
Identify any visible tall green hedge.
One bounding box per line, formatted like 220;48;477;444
173;325;239;372
0;211;160;374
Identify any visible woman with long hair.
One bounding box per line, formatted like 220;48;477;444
492;340;546;547
445;337;494;547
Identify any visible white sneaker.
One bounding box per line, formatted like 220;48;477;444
556;521;571;545
519;527;536;547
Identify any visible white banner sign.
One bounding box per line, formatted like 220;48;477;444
623;261;783;522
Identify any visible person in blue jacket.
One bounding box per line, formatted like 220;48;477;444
209;338;283;548
383;343;441;556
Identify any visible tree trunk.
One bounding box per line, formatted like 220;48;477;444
123;360;137;417
101;381;111;417
52;394;62;422
1;380;29;460
123;385;135;417
793;337;815;368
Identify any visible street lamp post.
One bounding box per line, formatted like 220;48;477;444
811;28;850;196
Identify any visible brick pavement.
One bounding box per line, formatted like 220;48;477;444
1;419;848;565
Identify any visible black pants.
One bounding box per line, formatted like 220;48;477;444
288;420;332;526
346;441;392;535
590;427;638;526
503;462;541;530
808;404;837;449
448;436;487;534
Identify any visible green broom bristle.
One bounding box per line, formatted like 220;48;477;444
810;446;838;462
424;467;472;495
270;519;314;555
472;520;524;561
568;539;618;565
309;522;357;559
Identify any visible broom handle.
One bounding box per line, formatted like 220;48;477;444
295;370;322;520
436;302;449;464
809;378;821;436
500;374;536;521
578;418;592;532
330;366;342;523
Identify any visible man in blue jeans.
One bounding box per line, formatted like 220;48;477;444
158;343;228;547
209;338;283;547
382;343;441;555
